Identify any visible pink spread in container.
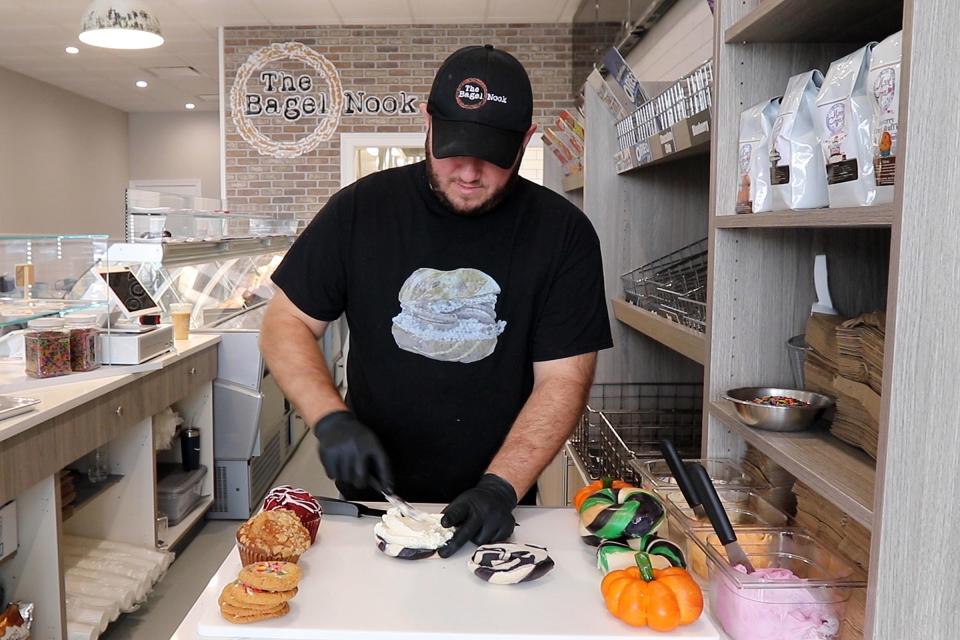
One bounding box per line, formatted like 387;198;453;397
712;565;842;639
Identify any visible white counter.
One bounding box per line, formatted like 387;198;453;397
0;335;220;444
173;506;720;640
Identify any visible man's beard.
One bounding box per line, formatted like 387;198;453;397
425;145;522;216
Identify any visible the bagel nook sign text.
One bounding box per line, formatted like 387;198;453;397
229;42;419;159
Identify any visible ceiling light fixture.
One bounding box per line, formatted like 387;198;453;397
136;80;148;88
185;103;196;110
79;0;164;50
65;46;80;54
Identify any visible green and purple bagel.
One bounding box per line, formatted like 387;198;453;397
578;486;666;546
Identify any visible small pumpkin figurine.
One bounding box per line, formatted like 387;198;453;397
573;476;633;511
601;551;703;631
578;482;665;546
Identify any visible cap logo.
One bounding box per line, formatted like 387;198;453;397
456;78;488;109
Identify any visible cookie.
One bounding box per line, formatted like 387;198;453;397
219;600;287;617
239;561;301;592
220;601;289;624
220;580;297;608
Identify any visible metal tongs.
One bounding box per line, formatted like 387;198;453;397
369;477;432;523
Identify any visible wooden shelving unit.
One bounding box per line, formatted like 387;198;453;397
724;0;904;43
714;205;895;229
611;298;706;364
705;1;960;637
710;401;875;528
163;495;214;549
65;474;124;520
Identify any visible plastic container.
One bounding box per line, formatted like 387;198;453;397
156;464;206;525
65;315;101;372
24;317;72;378
701;529;866;640
660;489;792;584
786;334;810;389
634;457;771;494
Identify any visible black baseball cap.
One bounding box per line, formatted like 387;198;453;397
427;45;533;169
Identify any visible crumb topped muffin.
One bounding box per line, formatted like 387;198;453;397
236;509;311;565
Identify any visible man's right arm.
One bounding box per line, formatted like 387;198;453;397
259;289;346;427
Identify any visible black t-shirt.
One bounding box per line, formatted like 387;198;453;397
272;161;612;501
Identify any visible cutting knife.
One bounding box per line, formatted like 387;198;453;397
658;439;706;519
688;462;755;573
369;477;432;523
315;496;385;518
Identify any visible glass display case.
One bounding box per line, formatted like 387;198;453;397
0;234;110;331
126;189;302;242
107;241;287;329
107;235;343;520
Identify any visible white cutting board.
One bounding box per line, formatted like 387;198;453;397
193;506;720;639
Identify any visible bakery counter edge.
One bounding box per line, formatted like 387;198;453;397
0;335;220;504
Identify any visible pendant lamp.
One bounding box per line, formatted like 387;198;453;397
79;0;164;49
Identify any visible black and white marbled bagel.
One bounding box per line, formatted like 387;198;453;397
375;534;439;560
467;543;555;585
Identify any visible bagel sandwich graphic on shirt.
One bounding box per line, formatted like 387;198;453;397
391;267;507;363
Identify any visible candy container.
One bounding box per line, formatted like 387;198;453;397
24;318;72;378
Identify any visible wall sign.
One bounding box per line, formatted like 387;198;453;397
230;41;421;159
231;42;344;158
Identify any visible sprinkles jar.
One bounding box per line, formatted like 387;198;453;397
24;318;72;378
64;315;101;372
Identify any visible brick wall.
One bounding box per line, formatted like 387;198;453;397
224;24;574;217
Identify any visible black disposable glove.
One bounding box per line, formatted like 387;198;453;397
438;473;518;558
313;410;393;490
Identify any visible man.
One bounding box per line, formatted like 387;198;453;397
260;44;612;557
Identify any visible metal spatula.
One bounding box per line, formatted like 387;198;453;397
369;477;432;523
688;462;755;573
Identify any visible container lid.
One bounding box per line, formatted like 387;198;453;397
63;314;98;327
634;457;771;490
27;317;65;329
157;464;207;495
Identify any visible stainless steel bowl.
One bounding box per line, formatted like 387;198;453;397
722;387;834;432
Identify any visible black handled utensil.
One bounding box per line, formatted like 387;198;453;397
315;496;386;518
688;462;755;573
658;440;706;519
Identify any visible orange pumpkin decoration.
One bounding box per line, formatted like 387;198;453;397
573;476;633;511
600;551;703;631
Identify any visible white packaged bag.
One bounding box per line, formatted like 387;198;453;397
770;70;828;210
737;98;781;213
869;31;903;204
816;44;878;208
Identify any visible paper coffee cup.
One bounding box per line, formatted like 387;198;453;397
170;303;192;340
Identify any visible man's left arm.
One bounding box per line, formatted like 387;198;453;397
487;352;597;496
439;352;596;556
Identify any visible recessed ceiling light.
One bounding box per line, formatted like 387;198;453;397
136;80;148;88
65;46;80;54
185;103;196;110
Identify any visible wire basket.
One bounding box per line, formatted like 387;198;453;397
621;238;708;332
572;383;703;484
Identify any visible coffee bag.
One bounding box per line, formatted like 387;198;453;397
737;98;781;214
770;70;828;210
816;44;878;208
869;31;903;205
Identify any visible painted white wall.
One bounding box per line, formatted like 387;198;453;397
0;65;128;238
625;0;714;81
128;112;221;200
